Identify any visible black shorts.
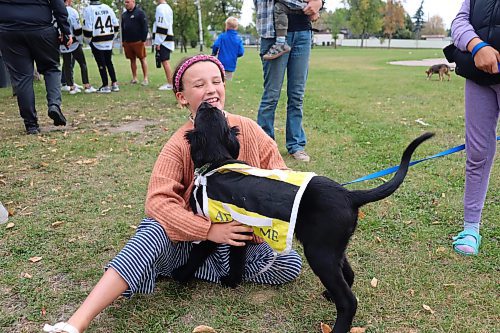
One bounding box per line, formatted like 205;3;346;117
159;45;171;61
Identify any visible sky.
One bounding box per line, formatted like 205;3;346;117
240;0;464;29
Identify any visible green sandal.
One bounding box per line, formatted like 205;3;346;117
452;229;482;256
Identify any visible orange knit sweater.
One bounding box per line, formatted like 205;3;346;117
145;113;287;242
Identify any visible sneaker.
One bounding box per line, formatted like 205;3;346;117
84;86;97;94
111;83;120;92
262;42;291;61
290;150;310;162
130;79;138;84
61;85;71;92
48;105;67;126
97;86;111;93
26;126;40;135
69;86;81;95
74;83;83;89
158;83;173;91
141;79;149;86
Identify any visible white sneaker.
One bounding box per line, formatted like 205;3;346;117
141;79;149;86
97;86;111;93
290;150;310;162
111;83;120;92
43;322;80;333
69;86;81;95
61;85;71;92
84;86;97;94
158;83;173;91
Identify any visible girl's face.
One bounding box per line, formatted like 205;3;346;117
175;61;225;115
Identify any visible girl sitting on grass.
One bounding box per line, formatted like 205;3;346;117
43;54;302;333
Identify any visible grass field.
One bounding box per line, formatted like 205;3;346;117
0;46;498;333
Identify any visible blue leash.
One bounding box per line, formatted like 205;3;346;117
342;136;500;186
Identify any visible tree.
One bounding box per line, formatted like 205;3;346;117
393;13;414;39
330;8;349;48
172;0;198;52
421;15;446;36
382;0;405;48
344;0;384;47
412;0;425;39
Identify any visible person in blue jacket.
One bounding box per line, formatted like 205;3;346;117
212;17;244;80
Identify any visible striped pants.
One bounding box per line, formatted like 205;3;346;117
107;218;302;298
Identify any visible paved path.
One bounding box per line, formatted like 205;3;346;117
389;58;455;68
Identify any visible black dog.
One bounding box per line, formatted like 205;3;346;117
171;102;433;333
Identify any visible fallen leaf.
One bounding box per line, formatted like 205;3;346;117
192;325;216;333
408;289;415;297
41;307;46;316
130;225;137;229
22;272;32;279
435;247;446;253
29;256;43;263
0;179;6;185
6;222;15;229
358;211;366;219
370;277;378;288
51;221;64;228
443;283;456;287
350;327;366;333
320;322;332;333
7;208;15;217
441;192;446;198
375;236;382;243
423;304;435;314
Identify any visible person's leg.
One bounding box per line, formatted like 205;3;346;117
72;45;90;86
160;46;173;86
454;80;500;255
284;30;310;156
262;2;291;61
103;50;117;85
62;52;75;88
257;37;288;140
138;42;148;83
225;71;234;81
91;44;108;87
130;58;138;82
0;30;39;131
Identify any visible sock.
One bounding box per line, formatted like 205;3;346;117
455;221;480;254
276;36;286;45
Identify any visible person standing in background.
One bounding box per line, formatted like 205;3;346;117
61;0;97;95
0;0;72;134
211;17;245;81
83;0;120;93
254;0;323;162
153;0;175;91
121;0;149;86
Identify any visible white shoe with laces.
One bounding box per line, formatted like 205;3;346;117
43;322;80;333
290;150;311;162
158;83;173;91
111;83;120;92
69;86;81;95
61;85;71;92
84;86;97;94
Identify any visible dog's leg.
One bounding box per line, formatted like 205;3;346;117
220;244;246;288
304;246;357;333
322;256;355;302
171;241;218;283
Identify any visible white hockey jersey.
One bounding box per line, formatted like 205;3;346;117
60;6;82;53
153;3;174;51
83;3;119;51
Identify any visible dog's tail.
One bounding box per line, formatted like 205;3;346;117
349;132;434;207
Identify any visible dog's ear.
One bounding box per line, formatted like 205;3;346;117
226;126;240;159
185;129;206;167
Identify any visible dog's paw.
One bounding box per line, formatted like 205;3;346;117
171;266;193;284
220;275;241;289
322;290;335;303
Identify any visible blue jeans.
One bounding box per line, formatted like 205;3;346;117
257;30;311;154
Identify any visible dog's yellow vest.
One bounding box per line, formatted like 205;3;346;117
193;163;316;253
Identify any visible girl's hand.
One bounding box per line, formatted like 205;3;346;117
474;46;499;74
207;221;253;246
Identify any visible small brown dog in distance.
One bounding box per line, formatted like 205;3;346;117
426;64;452;81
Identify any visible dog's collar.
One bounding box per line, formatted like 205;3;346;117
194;163;211;176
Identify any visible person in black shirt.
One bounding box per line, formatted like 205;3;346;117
122;0;149;85
0;0;72;134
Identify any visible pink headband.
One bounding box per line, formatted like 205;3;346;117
173;55;225;93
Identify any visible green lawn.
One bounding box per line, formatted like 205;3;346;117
0;46;498;333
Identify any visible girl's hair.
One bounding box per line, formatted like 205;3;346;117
172;55;225;93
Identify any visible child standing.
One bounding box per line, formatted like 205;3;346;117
43;55;302;333
211;17;245;80
262;0;318;61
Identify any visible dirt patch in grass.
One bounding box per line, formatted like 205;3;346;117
107;120;158;133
